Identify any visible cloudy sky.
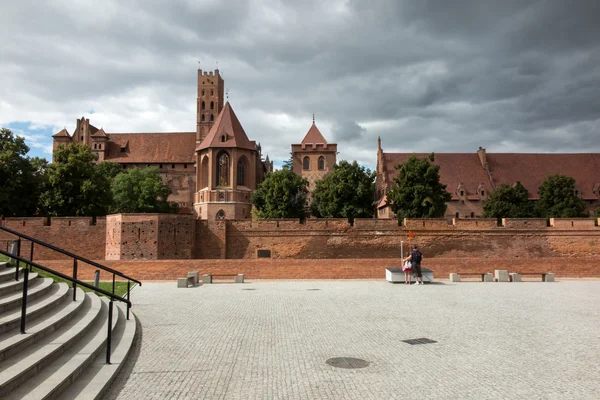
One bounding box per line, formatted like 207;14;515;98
1;0;599;170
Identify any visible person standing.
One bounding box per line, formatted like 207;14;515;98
404;244;424;285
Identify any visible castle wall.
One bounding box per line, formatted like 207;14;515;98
0;217;105;260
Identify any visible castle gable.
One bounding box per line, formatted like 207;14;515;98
301;123;328;146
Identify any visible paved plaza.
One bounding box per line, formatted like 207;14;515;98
104;280;600;399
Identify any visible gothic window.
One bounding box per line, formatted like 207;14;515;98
455;212;459;218
303;157;310;171
210;101;214;110
211;89;214;95
237;158;246;186
210;114;214;122
202;89;205;96
201;156;209;188
201;114;205;121
217;152;230;187
216;210;226;220
318;156;325;170
201;101;205;110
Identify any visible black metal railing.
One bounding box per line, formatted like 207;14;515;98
0;225;141;323
0;249;130;364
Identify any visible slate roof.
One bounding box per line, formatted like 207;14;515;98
196;102;255;151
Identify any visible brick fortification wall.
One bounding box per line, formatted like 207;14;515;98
0;217;105;260
106;214;194;260
210;218;600;260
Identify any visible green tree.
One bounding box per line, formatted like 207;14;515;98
251;168;308;218
0;128;45;216
535;174;587;218
96;162;123;182
387;154;451;221
310;160;375;220
482;182;535;218
110;167;177;213
40;143;112;216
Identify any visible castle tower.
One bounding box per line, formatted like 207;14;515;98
90;128;109;162
194;102;257;220
51;128;72;162
196;69;225;144
291;119;337;195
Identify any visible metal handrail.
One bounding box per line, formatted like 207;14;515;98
0;249;131;364
0;225;141;286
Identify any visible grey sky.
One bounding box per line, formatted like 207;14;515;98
1;0;599;168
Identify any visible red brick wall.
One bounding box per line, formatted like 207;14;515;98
0;217;105;260
105;214;194;260
40;257;600;281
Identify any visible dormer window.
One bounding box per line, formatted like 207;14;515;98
120;147;126;153
460;190;464;196
220;134;227;142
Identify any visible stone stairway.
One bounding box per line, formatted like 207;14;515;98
0;260;137;399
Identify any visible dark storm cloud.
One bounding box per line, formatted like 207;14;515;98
1;0;599;164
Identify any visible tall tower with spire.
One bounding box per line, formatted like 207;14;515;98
196;69;225;144
291;117;337;195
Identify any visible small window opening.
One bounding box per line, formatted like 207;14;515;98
460;190;464;196
221;135;226;142
210;114;214;122
201;114;205;121
184;164;188;169
210;101;214;110
455;212;459;218
172;164;175;169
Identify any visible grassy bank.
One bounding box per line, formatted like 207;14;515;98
1;254;132;297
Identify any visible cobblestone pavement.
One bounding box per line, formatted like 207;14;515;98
104;280;600;400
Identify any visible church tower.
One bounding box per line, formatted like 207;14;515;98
291;118;337;195
196;69;224;144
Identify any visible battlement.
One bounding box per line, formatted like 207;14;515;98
198;69;219;77
292;143;337;152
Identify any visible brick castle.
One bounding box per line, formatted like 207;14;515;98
52;68;600;220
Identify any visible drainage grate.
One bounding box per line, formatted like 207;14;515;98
326;357;370;369
402;338;437;345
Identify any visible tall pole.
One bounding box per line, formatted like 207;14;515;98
401;240;404;261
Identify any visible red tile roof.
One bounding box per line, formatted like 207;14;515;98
104;132;196;163
486;153;600;200
301;123;328;145
52;129;71;138
91;128;108;137
196;102;255;151
382;153;493;201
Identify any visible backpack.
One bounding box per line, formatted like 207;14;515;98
412;250;422;264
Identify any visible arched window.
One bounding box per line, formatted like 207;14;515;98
201;101;205;110
318;156;325;170
303;157;310;171
455;212;459;218
220;135;226;142
201;114;205;122
210;101;214;110
237;158;246;186
216;210;226;220
470;212;475;218
201;89;205;96
210;114;214;122
211;89;214;95
217;152;230;187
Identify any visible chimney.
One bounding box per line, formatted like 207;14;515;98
477;146;487;168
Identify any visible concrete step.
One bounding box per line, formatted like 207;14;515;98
0;266;17;283
7;297;119;400
0;282;69;334
0;287;86;363
61;303;137;400
0;277;53;314
0;291;103;398
0;272;39;297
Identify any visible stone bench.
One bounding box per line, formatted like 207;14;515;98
449;273;493;282
515;272;555;282
177;271;200;288
203;274;244;284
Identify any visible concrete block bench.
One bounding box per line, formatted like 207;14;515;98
202;274;244;284
494;270;509;282
177;271;199;288
449;273;493;282
509;273;522;282
515;272;555;282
